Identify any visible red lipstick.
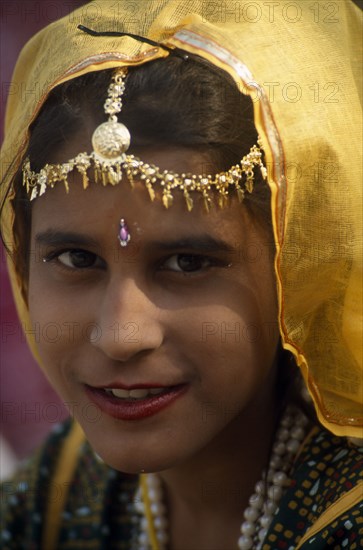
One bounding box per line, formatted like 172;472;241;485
84;384;188;421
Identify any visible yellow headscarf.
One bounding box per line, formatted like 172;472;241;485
1;0;362;438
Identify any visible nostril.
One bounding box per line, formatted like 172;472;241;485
88;323;102;343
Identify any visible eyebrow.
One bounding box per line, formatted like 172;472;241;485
149;236;235;254
35;230;99;248
35;230;235;254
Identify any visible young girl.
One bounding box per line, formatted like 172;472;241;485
1;1;362;549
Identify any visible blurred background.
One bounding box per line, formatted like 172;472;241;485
1;0;87;478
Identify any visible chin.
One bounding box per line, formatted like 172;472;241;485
87;437;181;474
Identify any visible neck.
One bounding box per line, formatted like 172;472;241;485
158;391;279;549
162;408;277;511
137;402;309;550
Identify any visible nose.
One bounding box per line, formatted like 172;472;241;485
91;277;163;362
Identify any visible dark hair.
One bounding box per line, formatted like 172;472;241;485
28;55;260;170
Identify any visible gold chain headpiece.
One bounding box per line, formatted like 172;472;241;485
22;67;267;211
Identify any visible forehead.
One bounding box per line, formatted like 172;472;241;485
30;147;264;247
31;177;248;244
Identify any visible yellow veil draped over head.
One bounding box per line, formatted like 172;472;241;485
0;0;362;438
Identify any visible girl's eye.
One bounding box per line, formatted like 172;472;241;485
162;254;214;273
44;249;103;270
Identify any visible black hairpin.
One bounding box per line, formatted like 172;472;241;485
78;25;189;60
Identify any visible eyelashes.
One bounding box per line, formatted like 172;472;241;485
43;249;105;270
160;254;222;273
42;248;230;275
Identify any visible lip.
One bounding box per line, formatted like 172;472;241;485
84;383;188;421
100;382;172;390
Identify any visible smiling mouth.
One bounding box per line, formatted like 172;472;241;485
103;387;168;400
85;384;188;420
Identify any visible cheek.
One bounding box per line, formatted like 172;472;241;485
27;288;86;409
192;287;278;358
27;265;84;380
176;298;278;392
28;257;98;332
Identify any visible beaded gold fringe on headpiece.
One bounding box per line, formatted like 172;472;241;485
22;67;267;211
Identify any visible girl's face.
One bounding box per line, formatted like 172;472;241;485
28;147;280;473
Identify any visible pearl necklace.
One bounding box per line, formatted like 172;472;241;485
133;406;308;550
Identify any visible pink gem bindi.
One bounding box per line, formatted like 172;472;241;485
118;218;131;247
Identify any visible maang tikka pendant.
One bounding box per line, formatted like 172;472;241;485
118;218;131;247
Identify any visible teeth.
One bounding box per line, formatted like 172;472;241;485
129;389;149;399
110;388;132;398
149;388;165;395
105;387;166;400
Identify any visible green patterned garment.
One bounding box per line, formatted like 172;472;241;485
1;420;362;549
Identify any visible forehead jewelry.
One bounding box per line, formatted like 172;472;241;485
22;66;267;211
118;218;131;247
